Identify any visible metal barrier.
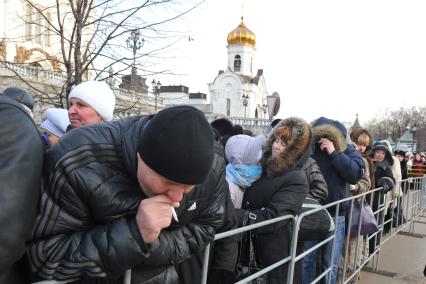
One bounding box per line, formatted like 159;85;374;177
200;176;426;284
32;177;426;284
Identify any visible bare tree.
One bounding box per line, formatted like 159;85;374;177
365;106;426;151
8;0;204;107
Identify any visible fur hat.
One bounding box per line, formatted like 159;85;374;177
40;108;70;138
138;106;214;185
225;134;266;165
69;81;115;121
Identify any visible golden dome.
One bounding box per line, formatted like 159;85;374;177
227;17;256;47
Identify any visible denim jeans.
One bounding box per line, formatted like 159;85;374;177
302;216;346;284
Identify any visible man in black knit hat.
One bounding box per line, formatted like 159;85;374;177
28;106;231;283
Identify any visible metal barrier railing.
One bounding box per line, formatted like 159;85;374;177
199;176;426;284
32;177;426;284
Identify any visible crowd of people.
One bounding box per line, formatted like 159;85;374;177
0;81;423;284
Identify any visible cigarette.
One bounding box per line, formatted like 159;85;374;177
171;207;179;223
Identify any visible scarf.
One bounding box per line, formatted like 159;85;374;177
226;163;262;189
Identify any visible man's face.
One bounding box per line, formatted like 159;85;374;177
136;153;194;204
68;98;103;128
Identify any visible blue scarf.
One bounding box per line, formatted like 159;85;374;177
226;164;262;189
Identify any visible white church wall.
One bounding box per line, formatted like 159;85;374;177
227;45;256;77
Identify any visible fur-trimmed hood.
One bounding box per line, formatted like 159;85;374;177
312;117;347;153
262;117;312;176
370;141;394;166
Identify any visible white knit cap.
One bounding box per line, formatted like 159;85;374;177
41;108;70;137
68;81;116;121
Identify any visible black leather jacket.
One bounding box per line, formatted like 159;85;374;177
28;115;227;284
0;96;44;283
302;157;328;204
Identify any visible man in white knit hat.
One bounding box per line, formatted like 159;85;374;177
68;80;116;129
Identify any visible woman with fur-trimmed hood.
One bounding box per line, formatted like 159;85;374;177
368;141;395;254
239;117;311;284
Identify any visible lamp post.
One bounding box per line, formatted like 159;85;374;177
242;93;249;118
126;29;144;75
151;79;161;111
262;103;267;118
410;125;417;153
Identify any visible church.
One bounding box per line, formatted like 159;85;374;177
208;17;271;119
162;17;276;121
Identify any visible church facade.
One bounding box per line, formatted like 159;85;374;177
208;17;270;119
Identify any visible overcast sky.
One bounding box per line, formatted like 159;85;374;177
154;0;426;125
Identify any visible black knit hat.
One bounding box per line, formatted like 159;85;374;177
211;118;233;137
2;87;34;110
138;106;214;185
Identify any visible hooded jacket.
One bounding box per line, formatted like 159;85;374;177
0;96;43;284
240;117;311;283
28;115;227;284
369;142;395;212
312;117;365;214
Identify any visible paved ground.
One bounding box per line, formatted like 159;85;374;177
358;211;426;284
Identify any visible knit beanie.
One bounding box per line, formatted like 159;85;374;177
138;106;214;185
2;87;34;110
211;118;234;137
40;108;70;137
68;81;115;121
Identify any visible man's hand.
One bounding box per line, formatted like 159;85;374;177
136;195;179;244
319;138;336;155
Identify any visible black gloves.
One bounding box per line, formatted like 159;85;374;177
377;177;395;193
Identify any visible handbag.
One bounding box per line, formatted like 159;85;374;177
298;197;335;241
349;201;379;237
235;213;266;284
235;230;266;284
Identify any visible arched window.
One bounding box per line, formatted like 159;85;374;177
234;55;241;72
45;12;51;46
226;98;231;116
25;5;33;41
35;11;42;44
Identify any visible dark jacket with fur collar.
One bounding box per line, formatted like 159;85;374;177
312;117;365;214
240;117;310;283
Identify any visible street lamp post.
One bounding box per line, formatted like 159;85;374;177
262;103;267;118
151;79;161;111
410;125;417;153
126;29;145;75
242;93;249;118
